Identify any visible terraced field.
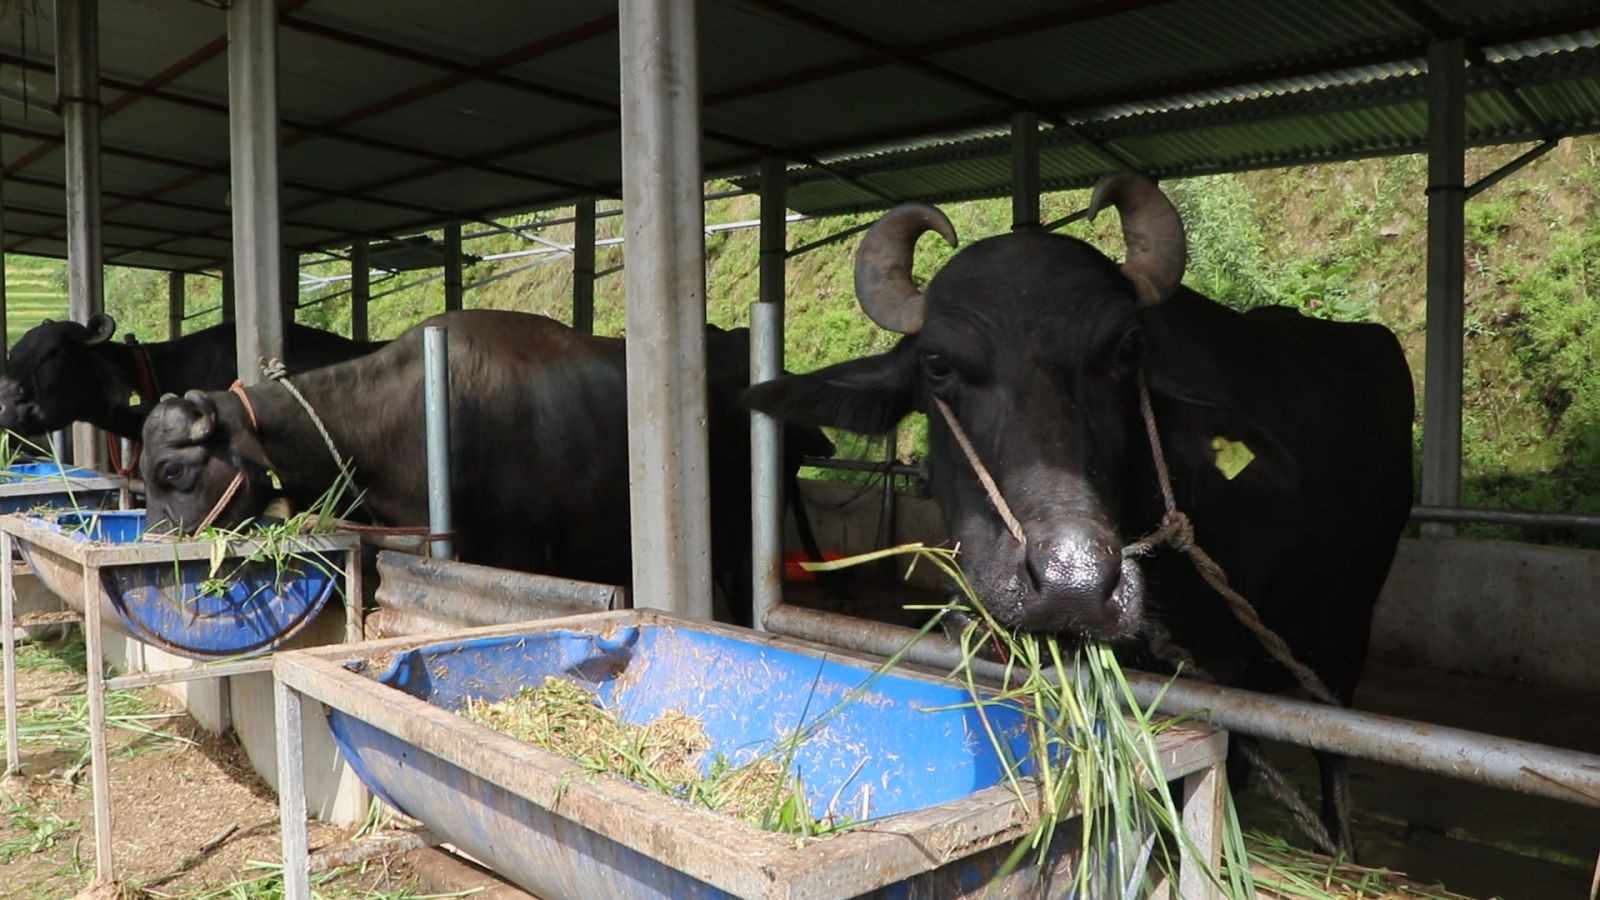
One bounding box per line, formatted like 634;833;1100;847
4;254;67;348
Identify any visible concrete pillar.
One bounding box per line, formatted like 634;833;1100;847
1011;110;1041;230
227;0;284;386
350;239;369;341
58;0;105;469
618;0;711;618
442;222;462;312
573;196;596;334
1421;40;1466;538
167;271;183;340
750;157;786;630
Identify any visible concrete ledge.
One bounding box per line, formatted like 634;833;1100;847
1372;537;1600;692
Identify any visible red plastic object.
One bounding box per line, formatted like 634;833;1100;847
784;550;844;582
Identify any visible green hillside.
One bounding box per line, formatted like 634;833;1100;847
3;254;67;346
7;138;1597;545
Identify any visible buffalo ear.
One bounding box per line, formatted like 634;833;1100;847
743;342;918;436
184;390;218;444
85;313;116;345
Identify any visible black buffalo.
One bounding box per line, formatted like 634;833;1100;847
743;174;1414;846
0;314;383;440
138;309;832;626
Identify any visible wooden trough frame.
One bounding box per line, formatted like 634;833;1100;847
272;609;1230;900
0;513;363;883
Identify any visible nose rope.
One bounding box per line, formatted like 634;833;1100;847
1127;371;1340;708
930;395;1026;546
192;380;259;533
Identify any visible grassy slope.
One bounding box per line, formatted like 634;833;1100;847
7;139;1596;544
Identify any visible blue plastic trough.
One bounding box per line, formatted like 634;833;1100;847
5;509;351;660
0;462;120;515
289;612;1226;898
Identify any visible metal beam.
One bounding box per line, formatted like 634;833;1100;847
572;196;596;334
350;239;369;341
1466;138;1559;200
1011;110;1040;229
58;0;104;470
167;271;184;339
442;223;463;312
619;0;712;619
1421;39;1466;539
750;158;787;631
228;0;284;386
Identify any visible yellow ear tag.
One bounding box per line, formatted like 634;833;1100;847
1211;436;1255;480
268;470;283;491
128;392;141;407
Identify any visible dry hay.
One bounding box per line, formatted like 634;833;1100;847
460;676;818;831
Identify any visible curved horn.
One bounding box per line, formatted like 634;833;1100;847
1088;173;1187;307
853;203;958;333
84;313;117;345
184;389;218;444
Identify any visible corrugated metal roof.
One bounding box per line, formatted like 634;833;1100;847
0;0;1594;270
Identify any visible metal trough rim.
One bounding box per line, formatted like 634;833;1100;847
0;512;358;565
277;610;1227;899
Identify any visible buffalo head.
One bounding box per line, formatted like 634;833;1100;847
141;390;275;533
0;313;121;436
744;174;1207;640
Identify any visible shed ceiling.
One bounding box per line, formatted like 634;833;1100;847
0;0;1595;271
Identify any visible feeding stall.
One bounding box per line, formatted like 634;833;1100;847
0;509;362;881
274;610;1228;899
0;462;122;517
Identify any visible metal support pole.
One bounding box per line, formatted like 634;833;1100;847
2;532;17;775
423;326;454;560
1421;39;1467;539
167;270;184;340
83;563;113;880
442;223;463;312
221;261;236;324
573;196;596;334
281;248;299;321
275;677;311;900
750;159;786;630
619;0;712;618
350;239;369;341
59;0;105;470
1011;110;1040;230
227;0;284;386
0;189;7;372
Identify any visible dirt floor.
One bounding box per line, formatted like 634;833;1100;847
0;636;438;899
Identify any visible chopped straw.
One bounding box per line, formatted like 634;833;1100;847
460;677;828;833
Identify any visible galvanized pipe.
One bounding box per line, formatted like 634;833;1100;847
423;326;453;560
443;223;463;312
1410;505;1600;531
799;455;928;479
1420;39;1467;538
749;158;788;631
1011;110;1040;230
763;604;1600;809
58;0;105;470
572;197;596;334
227;0;284;385
350;239;369;342
167;271;184;340
618;0;713;618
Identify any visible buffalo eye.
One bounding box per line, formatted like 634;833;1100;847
919;351;956;385
1116;328;1146;367
157;461;183;485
